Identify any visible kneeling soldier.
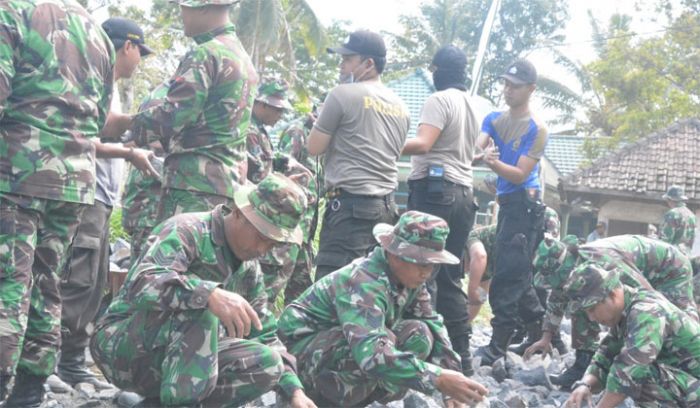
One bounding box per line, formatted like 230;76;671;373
278;211;488;407
91;174;316;407
564;264;700;408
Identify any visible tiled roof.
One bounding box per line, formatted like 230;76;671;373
564;118;700;201
544;134;585;175
387;69;435;138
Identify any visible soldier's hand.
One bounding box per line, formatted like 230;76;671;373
523;337;552;360
207;288;262;338
435;369;488;405
289;389;317;408
127;148;160;178
444;399;466;408
565;384;593;408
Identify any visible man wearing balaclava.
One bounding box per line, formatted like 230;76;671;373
401;45;480;376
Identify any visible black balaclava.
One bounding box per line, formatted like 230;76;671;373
431;45;467;91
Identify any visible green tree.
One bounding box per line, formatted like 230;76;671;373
388;0;570;103
580;10;700;159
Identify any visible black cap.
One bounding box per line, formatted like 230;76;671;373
327;30;386;58
102;17;153;57
500;59;537;85
431;45;467;72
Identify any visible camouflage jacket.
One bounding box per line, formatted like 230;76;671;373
0;0;114;204
246;117;273;184
660;204;696;254
97;205;303;395
587;287;700;398
278;119;324;184
130;23;258;198
278;247;461;394
466;224;497;280
544;206;560;238
544;235;694;332
121;155;163;234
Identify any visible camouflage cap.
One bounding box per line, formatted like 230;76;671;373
170;0;239;8
533;234;578;289
663;184;688;201
564;263;621;313
255;80;293;111
233;173;307;245
373;211;459;265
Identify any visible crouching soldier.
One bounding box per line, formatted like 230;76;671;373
90;174;316;407
278;211;488;407
564;264;700;408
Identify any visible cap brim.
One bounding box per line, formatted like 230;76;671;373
499;73;530;85
138;43;154;57
373;224;459;265
327;46;358;55
662;194;687;201
234;187;303;245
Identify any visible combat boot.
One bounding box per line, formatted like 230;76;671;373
4;369;46;408
508;320;543;356
474;327;513;366
551;330;568;355
549;350;594;390
449;334;474;376
57;348;113;389
0;374;10;402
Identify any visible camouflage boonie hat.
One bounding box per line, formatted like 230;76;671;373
170;0;239;7
233;173;307;245
564;263;621;313
533;234;578;289
255;80;293;111
663;185;688;201
373;211;459;265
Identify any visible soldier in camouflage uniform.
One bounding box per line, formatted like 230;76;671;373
564;264;700;408
464;224;497;322
260;153;317;304
126;0;258;222
278;211;489;407
660;185;696;255
692;256;700;306
246;80;293;184
544;206;560;239
278;110;324;188
0;1;114;405
90;174;316;407
527;234;699;390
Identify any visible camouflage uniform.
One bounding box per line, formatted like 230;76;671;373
278;211;462;406
129;17;257;222
260;154;317;304
278;117;324;189
660;203;696;255
465;224;497;282
693;257;700;305
534;234;698;352
91;174;308;406
543;206;560;239
0;0;114;381
565;265;700;407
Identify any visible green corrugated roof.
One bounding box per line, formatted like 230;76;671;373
387;69;435;138
545;134;586;175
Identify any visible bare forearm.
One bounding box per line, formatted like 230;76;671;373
596;392;626;408
402;138;429;155
487;160;527;184
94;140;132;159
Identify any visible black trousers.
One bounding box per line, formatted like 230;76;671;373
315;192;398;280
407;178;475;339
489;191;545;333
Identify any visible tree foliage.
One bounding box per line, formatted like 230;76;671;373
580;8;700;159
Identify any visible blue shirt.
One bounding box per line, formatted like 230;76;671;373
481;111;548;196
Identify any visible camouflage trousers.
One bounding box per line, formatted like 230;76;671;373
90;308;283;406
616;362;700;407
694;273;700;306
288;320;433;407
157;188;233;224
0;193;85;377
260;241;314;305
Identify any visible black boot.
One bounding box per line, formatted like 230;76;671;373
508;320;543;356
549;350;594;390
57;348;113;389
474;327;513;366
551;330;568;355
449;334;474;376
0;374;10;402
4;369;46;408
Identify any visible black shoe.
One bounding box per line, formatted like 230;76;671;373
508;320;543;356
4;370;47;408
474;343;505;367
57;348;113;389
549;350;594;390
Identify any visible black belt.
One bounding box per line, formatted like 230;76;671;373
325;188;394;200
497;189;540;205
408;177;472;190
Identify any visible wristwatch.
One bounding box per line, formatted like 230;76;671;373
572;380;591;391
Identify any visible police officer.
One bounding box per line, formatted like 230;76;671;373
308;30;409;279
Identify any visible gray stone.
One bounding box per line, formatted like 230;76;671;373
260;391;276;406
46;375;74;394
486;398;508;408
76;401;101;408
491;358;509;383
503;393;527;408
96;388;119;401
117;391;145;408
403;392;430;408
513;365;553;389
477;365;493;377
75;382;95;399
